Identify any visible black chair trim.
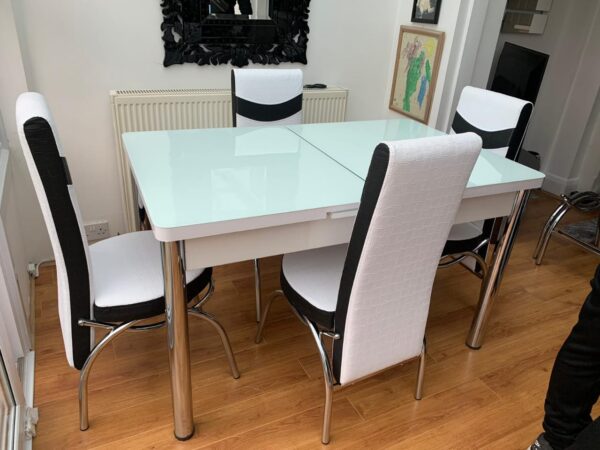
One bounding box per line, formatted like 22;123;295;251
23;117;91;370
93;268;212;323
332;144;391;382
235;94;303;123
452;112;515;150
231;69;237;127
442;234;486;257
280;270;335;330
506;102;533;161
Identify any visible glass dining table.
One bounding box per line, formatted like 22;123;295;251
122;118;545;440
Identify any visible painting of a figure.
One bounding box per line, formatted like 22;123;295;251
389;26;444;124
411;0;442;24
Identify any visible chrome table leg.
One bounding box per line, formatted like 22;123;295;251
414;339;426;400
161;241;195;440
466;190;529;349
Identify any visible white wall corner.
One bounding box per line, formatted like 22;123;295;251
542;172;579;195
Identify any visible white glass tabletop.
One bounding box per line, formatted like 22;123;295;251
287;119;444;179
288;119;545;198
123;126;364;239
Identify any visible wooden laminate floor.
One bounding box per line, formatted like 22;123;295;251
33;193;600;449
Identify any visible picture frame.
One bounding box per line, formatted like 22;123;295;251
411;0;442;25
389;26;445;124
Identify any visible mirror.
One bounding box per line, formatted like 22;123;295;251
206;0;271;20
161;0;311;67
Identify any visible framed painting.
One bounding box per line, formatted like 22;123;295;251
389;26;444;124
411;0;442;24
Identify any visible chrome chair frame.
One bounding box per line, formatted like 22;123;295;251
77;279;239;431
438;238;492;311
255;290;426;444
533;192;600;265
439;239;490;279
254;259;262;322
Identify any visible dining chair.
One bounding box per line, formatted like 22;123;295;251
230;68;303;323
255;133;482;443
533;191;600;264
16;92;239;431
439;87;533;289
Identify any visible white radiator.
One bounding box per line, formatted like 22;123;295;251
110;87;349;232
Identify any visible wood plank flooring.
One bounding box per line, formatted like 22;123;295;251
33;193;600;449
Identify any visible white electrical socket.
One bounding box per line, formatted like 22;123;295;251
84;220;110;241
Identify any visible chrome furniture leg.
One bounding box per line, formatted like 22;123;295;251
415;339;426;401
188;308;240;379
467;190;529;349
255;290;283;343
161;241;195;440
254;258;262;322
79;320;137;430
533;201;571;265
305;319;337;445
438;250;489;279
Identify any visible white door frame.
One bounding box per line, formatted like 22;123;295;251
0;149;35;449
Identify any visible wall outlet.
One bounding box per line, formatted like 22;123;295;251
84;220;110;241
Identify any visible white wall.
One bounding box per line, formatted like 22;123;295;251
10;0;504;255
0;0;37;322
490;0;600;194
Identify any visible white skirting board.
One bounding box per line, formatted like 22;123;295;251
542;172;579;196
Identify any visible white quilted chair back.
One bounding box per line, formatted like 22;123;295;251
16;92;93;369
231;69;303;127
451;86;532;160
333;133;481;385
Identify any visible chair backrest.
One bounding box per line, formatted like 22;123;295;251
231;68;303;127
16;92;92;370
333;133;481;385
451;86;532;160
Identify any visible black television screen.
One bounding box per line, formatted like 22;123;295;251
491;43;549;104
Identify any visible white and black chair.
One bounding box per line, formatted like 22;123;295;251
230;68;303;322
440;87;533;285
16;92;239;431
255;133;482;443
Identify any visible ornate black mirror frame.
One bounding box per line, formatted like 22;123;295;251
161;0;311;67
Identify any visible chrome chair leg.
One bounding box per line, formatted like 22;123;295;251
439;251;489;277
255;290;283;343
533;202;568;259
305;319;336;445
254;259;262;322
79;320;138;431
534;203;571;265
415;339;426;400
187;308;240;379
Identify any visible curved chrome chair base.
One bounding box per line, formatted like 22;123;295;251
255;290;284;343
256;290;428;444
533;192;600;265
77;279;238;431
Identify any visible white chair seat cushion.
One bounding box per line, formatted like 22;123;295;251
281;244;348;327
447;221;484;241
91;231;210;321
443;220;486;256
